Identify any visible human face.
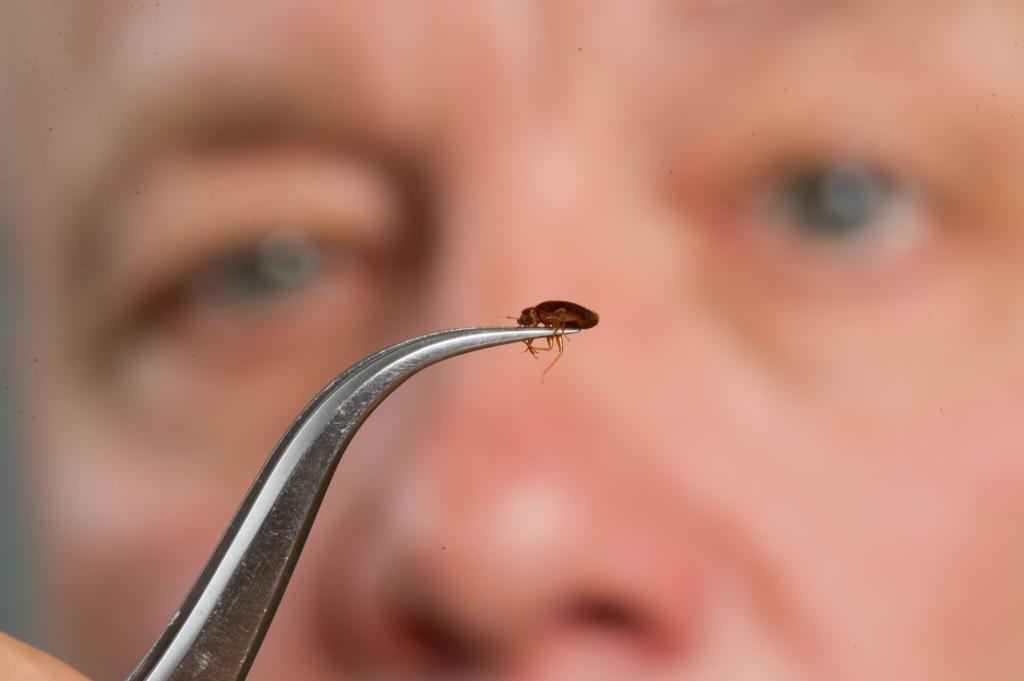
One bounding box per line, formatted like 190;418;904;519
3;1;1024;679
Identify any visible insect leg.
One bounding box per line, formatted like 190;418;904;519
527;335;555;353
540;342;565;381
553;311;568;353
522;334;558;357
540;318;568;381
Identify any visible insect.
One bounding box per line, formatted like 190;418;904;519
514;300;599;379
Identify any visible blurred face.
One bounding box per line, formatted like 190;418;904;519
4;1;1024;679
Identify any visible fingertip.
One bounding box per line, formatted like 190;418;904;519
0;632;91;681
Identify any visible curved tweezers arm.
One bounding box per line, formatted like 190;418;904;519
125;325;579;681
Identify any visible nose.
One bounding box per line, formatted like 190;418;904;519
318;366;703;679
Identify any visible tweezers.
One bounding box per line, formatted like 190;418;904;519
125;325;581;681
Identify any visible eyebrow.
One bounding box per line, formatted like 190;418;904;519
67;72;421;298
76;73;360;216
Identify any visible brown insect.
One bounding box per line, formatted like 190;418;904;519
514;300;599;379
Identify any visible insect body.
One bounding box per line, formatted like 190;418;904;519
515;300;599;379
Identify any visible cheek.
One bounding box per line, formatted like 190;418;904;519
36;415;250;671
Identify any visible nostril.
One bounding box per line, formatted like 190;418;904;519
385;599;486;672
566;595;670;654
396;607;460;661
571;597;642;633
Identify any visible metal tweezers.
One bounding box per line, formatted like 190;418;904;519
125;325;580;681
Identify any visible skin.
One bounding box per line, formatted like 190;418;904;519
2;1;1024;679
0;634;88;681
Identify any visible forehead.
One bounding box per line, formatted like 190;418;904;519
0;0;997;103
0;0;934;129
0;0;1007;257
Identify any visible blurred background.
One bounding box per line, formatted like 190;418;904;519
0;249;39;645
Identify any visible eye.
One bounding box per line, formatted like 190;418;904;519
776;163;893;241
752;159;934;273
191;230;326;308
